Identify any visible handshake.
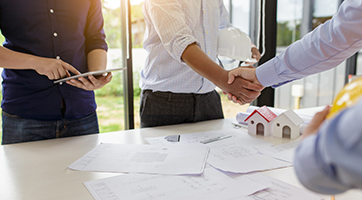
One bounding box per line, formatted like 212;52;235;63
221;66;265;105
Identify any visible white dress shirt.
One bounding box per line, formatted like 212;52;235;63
140;0;230;93
256;0;362;194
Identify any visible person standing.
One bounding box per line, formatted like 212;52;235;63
140;0;263;127
227;0;362;194
0;0;111;144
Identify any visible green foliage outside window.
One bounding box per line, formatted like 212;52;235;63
277;22;301;47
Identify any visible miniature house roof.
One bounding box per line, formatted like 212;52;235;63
277;109;304;126
244;106;277;122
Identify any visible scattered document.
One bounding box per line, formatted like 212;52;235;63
255;139;301;163
146;129;291;174
145;128;268;147
207;144;292;173
229;173;323;200
69;143;209;175
84;167;269;200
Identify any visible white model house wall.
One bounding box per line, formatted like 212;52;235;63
246;114;273;137
272;110;304;140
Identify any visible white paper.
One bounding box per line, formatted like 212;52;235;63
84;167;269;200
255;139;301;163
229;173;323;200
145;128;269;147
68;143;209;175
146;129;289;174
207;144;292;173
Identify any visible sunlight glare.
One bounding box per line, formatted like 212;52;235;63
104;0;144;9
130;0;145;5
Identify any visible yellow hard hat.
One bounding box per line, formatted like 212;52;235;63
327;76;362;119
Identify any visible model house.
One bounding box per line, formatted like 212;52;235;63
272;109;304;139
244;106;304;139
244;106;277;136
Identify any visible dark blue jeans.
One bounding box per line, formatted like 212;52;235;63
1;111;99;145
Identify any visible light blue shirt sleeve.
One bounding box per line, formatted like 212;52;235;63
256;0;362;87
294;98;362;194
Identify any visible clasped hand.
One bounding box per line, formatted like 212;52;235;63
224;67;264;105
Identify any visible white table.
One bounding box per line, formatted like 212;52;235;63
0;118;361;200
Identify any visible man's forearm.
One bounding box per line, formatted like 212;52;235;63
87;49;107;72
0;46;38;70
181;43;228;89
181;43;262;104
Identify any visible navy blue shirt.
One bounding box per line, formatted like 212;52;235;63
0;0;108;121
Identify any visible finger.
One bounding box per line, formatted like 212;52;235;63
302;106;330;139
237;99;244;105
49;71;55;80
241;79;264;92
313;105;330;123
88;75;99;85
232;95;239;104
244;62;256;65
62;61;81;75
237;90;261;103
227;93;232;101
101;72;113;84
242;63;256;68
57;68;67;79
65;70;71;77
78;76;93;88
66;79;86;90
228;72;236;84
106;72;112;81
67;79;82;86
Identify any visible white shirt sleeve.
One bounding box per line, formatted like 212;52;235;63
143;0;198;62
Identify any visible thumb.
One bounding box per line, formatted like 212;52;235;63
227;71;236;84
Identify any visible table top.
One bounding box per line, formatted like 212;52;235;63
0;118;361;200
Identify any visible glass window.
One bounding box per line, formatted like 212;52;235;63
312;0;339;29
230;0;250;34
274;0;343;109
219;0;252;115
314;0;339;17
357;51;362;76
223;0;230;12
95;0;131;131
310;0;341;107
274;0;303;109
276;0;303;48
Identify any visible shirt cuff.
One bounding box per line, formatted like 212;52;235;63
255;57;298;88
173;36;198;63
255;59;282;87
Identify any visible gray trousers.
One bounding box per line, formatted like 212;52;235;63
140;90;224;128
